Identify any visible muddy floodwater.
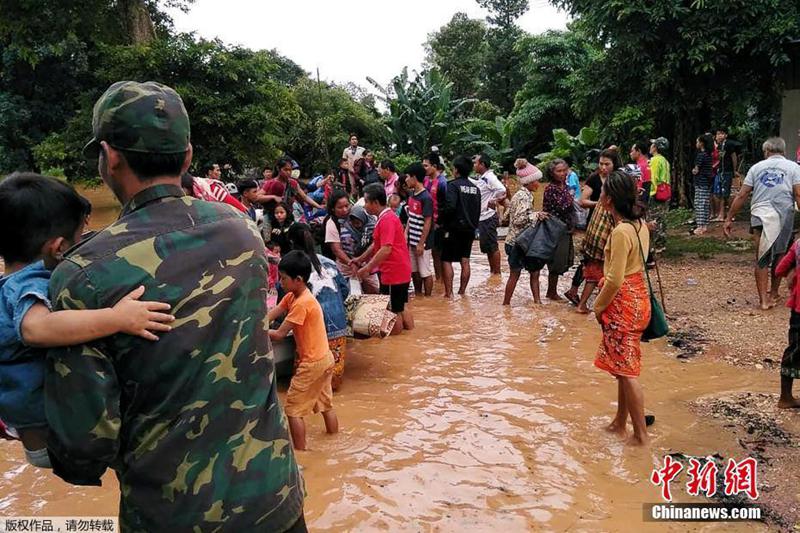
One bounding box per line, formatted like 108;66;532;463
0;186;770;531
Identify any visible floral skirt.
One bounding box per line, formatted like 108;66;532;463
330;337;348;391
594;273;651;378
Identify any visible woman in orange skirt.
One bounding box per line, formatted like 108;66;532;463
593;171;652;446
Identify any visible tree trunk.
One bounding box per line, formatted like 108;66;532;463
118;0;156;44
673;112;693;208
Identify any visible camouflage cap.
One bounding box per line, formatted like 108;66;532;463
83;81;191;159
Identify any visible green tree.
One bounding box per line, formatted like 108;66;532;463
476;0;530;113
0;0;192;174
553;0;800;204
287;79;386;174
477;0;530;27
510;29;595;157
54;35;301;178
369;68;474;157
424;13;488;100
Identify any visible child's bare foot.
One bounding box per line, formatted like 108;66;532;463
777;397;800;409
759;301;776;311
576;306;590;314
533;298;543;305
625;434;649;447
546;293;563;301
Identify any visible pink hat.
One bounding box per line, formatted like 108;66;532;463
516;162;542;184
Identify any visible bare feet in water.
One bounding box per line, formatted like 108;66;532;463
625;434;649;447
605;422;627;438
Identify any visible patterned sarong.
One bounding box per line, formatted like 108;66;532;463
594;273;651;378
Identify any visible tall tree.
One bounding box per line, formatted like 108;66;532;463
118;0;156;44
424;13;488;100
369;68;473;156
553;0;800;204
476;0;530;113
510;29;594;156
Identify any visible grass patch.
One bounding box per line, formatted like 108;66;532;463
665;207;694;229
664;235;752;259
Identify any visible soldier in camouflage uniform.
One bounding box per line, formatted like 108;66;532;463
45;81;305;532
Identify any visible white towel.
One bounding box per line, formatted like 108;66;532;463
750;201;783;262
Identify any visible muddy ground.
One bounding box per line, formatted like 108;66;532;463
657;219;800;531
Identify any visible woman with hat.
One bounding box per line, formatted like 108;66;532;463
503;159;548;305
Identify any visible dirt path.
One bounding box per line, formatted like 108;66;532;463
657;220;800;531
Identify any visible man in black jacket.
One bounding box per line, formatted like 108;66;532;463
440;155;481;298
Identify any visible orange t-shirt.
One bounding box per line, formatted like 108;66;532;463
279;290;329;363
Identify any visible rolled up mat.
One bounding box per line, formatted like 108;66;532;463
351;295;397;338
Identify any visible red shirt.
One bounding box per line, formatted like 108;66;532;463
637;156;651;185
776;241;800;312
372;208;411;285
261;178;299;212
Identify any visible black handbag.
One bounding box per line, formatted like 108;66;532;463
628;222;669;341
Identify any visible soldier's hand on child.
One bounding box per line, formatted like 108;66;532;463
113;286;175;341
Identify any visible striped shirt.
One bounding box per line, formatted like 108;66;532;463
407;188;434;249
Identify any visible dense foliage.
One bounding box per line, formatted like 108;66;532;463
1;0;797;199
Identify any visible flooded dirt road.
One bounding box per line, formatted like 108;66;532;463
0;187;772;531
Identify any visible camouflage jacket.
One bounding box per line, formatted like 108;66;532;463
45;184;304;532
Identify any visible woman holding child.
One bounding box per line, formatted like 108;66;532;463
593;171;652;446
324;190;379;294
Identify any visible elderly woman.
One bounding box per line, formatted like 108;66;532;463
594;171;652;446
543;159;576;301
503;160;547;305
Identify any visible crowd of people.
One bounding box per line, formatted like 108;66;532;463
0;79;799;530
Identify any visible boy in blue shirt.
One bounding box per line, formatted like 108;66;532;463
0;173;174;467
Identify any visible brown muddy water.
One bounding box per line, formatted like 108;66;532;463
0;186;769;531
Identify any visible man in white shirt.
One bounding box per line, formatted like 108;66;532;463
725;137;800;310
343;133;365;194
472;154;507;275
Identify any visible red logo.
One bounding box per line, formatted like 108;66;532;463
650;456;683;502
651;456;759;501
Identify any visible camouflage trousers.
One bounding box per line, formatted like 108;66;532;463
648;200;669;252
330;337;347;392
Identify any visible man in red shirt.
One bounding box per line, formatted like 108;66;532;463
354;183;413;336
256;158;322;219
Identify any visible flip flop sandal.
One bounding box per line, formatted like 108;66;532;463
564;292;580;306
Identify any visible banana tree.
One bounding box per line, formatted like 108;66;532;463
535;126;601;177
454;115;516;168
369;68;474;156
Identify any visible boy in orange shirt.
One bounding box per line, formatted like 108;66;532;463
268;250;339;450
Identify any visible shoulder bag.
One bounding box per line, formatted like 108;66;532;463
628;222;669;341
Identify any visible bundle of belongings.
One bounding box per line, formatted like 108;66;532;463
512;216;568;271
